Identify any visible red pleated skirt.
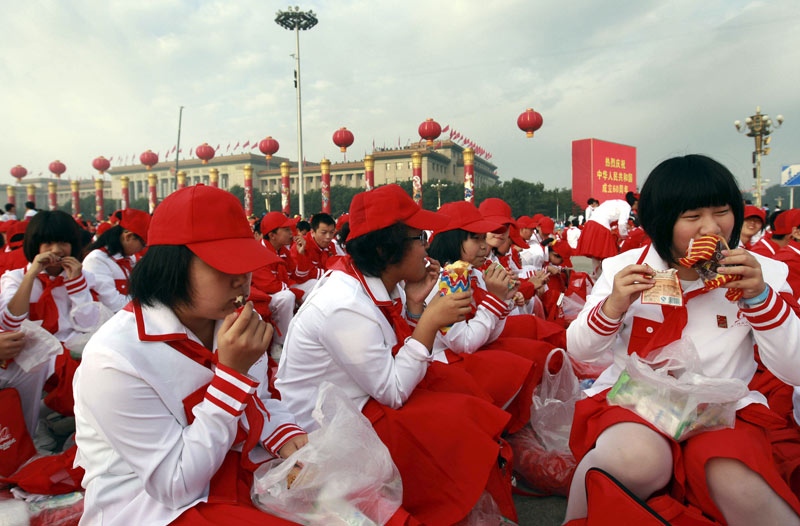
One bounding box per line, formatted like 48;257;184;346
575;221;618;259
569;390;800;524
362;388;512;526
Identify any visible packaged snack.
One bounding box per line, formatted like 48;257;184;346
678;234;742;301
438;261;471;334
641;268;683;307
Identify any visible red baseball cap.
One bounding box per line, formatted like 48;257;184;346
743;205;766;224
119;209;151;244
538;217;555;235
516;215;532;228
336;213;350;231
508;224;530;249
0;219;17;234
478;198;516;227
148;185;280;273
435;201;503;234
773;209;800;235
260;211;295;234
347;184;448;241
95;221;113;238
7;221;28;249
550;239;573;268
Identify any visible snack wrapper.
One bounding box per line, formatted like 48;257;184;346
678;234;742;302
438;261;471;334
641;268;683;307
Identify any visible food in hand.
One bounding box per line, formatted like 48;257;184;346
438;261;471;334
678;234;742;301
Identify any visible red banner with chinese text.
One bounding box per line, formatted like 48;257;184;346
572;139;637;208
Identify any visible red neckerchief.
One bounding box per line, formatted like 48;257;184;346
468;275;488;320
125;301;267;472
303;231;333;270
29;273;66;334
329;256;412;355
632;245;715;356
99;248;133;278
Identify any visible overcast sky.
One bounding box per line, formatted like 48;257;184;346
2;0;799;199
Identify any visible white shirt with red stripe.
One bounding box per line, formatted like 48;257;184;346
82;249;136;312
425;269;513;362
0;265;98;343
566;246;800;410
587;199;631;237
73;302;304;526
275;269;432;431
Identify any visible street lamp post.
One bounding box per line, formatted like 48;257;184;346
276;6;318;219
431;180;449;209
734;107;783;208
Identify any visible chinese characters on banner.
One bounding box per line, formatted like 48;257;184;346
571;138;637;207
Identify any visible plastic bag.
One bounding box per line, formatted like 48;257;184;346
607;338;749;442
15;320;62;373
507;425;576;496
0;490;83;526
454;491;517;525
530;348;581;452
252;382;402;526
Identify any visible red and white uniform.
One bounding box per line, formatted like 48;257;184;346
567;246;800;407
566;225;581;249
0;266;98;343
74;302;304;525
82;249;136;312
575;199;631;260
751;236;780;259
0;329;50;438
774;240;800;300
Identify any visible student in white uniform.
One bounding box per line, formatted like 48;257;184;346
73;185;306;526
82;208;150;312
564;155;800;524
275;184;519;525
575;196;633;278
0;211;99;419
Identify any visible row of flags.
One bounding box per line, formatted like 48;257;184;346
446;126;492;160
108;140;263;167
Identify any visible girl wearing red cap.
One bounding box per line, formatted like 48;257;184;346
739;205;766;251
575;194;637;278
83;208;150;312
564;156;800;524
73;186;306;525
276;185;519;525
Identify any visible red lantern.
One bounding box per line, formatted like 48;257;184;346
517;108;543;138
92;156;111;174
259;136;280;159
196;143;215;164
49;160;67;178
418;118;442;146
139;150;159;170
10;165;27;182
332;127;354;153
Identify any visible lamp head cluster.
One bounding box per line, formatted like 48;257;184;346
734;106;784;138
275;7;318;30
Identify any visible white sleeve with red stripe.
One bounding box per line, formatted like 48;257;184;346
566;257;623;362
436;290;513;355
205;363;258;417
742;285;800;386
65;271;94;304
259;398;306;457
0;269;28;330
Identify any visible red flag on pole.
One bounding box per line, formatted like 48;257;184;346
226;143;231;152
441;125;449;133
242;140;250;149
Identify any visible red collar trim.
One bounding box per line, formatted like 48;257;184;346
330;256;394;307
125;300;189;342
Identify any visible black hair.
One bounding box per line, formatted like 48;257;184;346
310;213;335;230
768;210;783;231
87;225;144;256
772;234;787;241
23;210;82;262
5;203;15;212
25;201;36;210
625;191;638;207
337;221;350;248
587;198;596;206
639;154;743;264
129;245;195;308
427;229;471;265
252;218;262;234
564;220;572;228
347;222;411;277
296;220;311;234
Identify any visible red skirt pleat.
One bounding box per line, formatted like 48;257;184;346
501;314;567;349
570;390;800;524
575;221;618;259
363;388;512;526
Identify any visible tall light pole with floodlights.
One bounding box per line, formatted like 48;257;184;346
276;6;318;219
734;107;783;208
431;180;449;210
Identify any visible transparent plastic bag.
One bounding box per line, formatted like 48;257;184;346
454;491;517;525
252;382;402;525
507;426;576;496
607;338;749;442
530;348;581;452
16;320;62;373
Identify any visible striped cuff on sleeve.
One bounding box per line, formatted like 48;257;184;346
264;423;307;456
0;307;27;330
64;274;88;295
741;287;791;331
205;363;259;417
480;292;512;320
587;299;623;336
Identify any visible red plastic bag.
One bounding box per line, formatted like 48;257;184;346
0;388;37;477
507;425;576;496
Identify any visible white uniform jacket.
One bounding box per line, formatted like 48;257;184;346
0;266;98;343
275;269;432;431
82;249;135;312
566;246;800;409
587;199;631;237
566;227;581;249
425;269;513;362
73;302;304;526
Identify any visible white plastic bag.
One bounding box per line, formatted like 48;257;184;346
252;382;402;525
530;348;581;452
607;338;749;441
15;319;62;372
